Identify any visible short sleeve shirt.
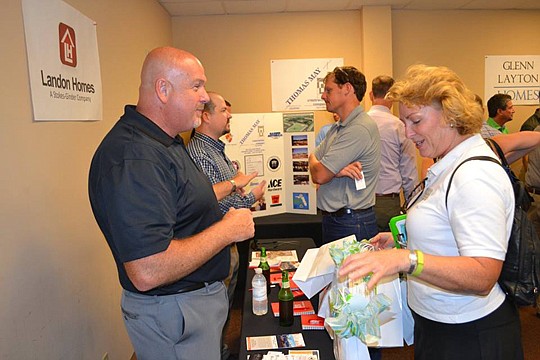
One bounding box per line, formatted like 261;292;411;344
406;135;513;323
314;105;381;212
89;105;227;295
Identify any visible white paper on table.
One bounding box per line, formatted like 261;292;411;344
293;235;356;298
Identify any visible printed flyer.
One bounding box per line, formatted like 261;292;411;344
223;112;317;217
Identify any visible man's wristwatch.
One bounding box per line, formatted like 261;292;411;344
228;179;237;195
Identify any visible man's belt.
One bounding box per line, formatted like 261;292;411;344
526;185;540;195
321;206;374;217
156;281;217;296
376;193;400;198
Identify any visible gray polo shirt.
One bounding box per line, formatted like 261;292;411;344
314;105;381;212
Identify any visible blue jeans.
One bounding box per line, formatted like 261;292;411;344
322;207;379;244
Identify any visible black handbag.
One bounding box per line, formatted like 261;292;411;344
446;139;540;306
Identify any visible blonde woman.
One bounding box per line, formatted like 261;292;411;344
339;65;523;360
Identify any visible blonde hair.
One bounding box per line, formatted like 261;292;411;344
387;64;483;135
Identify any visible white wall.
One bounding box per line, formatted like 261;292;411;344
0;0;171;358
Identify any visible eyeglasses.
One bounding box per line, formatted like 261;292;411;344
402;177;427;213
333;67;350;85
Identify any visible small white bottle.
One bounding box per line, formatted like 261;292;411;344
252;268;268;315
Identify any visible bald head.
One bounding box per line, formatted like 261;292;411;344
139;48;195;91
136;47;209;137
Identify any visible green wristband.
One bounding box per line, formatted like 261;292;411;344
412;250;424;277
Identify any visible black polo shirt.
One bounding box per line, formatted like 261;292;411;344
89;105;227;295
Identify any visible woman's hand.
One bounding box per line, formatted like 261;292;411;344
338;248;409;291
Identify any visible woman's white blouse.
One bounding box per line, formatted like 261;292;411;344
406;134;514;323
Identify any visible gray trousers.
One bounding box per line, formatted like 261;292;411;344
121;281;227;360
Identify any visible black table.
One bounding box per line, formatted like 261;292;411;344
253;211;323;247
236;212;323;294
239;238;334;359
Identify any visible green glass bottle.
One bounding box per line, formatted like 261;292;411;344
278;270;294;326
258;247;271;294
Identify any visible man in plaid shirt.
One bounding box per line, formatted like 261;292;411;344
188;91;266;359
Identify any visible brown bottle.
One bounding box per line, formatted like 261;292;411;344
278;270;294;326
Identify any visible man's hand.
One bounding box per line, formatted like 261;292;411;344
233;171;258;196
222;208;255;242
336;161;363;180
370;232;395;249
251;180;267;201
125;207;255;292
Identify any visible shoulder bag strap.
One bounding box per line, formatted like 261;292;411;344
485;138;510;168
445;156;501;208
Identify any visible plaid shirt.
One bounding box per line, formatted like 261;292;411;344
480;121;502;139
187;131;255;214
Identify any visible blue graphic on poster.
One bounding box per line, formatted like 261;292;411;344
293;192;309;210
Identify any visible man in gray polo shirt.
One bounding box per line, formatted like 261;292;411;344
309;66;381;245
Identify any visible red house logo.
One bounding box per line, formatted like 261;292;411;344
59;23;77;67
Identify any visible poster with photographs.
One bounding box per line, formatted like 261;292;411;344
224;112;317;217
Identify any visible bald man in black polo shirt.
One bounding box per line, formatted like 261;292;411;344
89;47;254;360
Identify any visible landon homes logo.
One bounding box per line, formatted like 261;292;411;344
59;23;77;67
40;22;96;97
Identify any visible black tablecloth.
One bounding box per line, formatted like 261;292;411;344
253;211;323;247
239;238;335;359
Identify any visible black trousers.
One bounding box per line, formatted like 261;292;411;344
412;297;524;360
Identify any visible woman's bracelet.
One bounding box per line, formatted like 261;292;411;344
411;250;424;277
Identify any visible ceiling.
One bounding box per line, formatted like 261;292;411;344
158;0;540;17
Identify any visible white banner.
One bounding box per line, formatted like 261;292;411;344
485;55;540;106
22;0;103;121
224;112;317;217
271;58;343;112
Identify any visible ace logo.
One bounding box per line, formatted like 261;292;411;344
59;22;77;67
268;179;282;189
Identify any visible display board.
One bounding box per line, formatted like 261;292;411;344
224;112;317;217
